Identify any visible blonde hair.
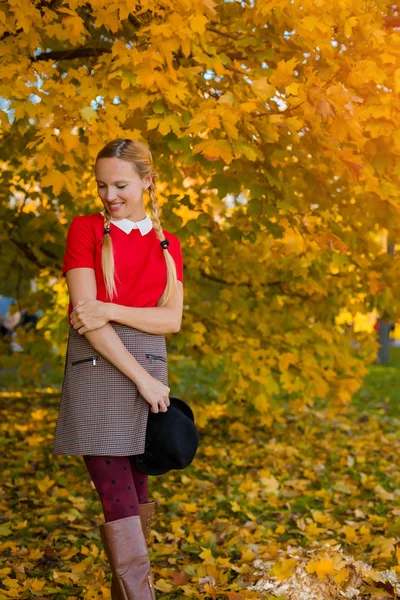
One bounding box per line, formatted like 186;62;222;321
96;138;178;305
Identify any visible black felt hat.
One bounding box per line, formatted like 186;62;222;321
133;397;200;476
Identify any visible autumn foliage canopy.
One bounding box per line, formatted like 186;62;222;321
1;0;400;417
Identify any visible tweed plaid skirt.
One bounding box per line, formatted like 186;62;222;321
53;322;168;456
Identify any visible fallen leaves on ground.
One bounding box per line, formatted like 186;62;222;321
247;541;400;599
0;380;400;599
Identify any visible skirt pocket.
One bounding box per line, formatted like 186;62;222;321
71;356;99;366
145;353;167;364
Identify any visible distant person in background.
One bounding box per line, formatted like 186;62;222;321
0;297;20;336
0;297;41;353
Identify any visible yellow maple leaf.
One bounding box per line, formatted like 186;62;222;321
2;577;22;590
158;115;182;136
270;558;298;581
381;52;397;64
189;14;208;34
36;475;55;494
94;7;120;32
230;501;241;512
219;93;235;106
252;77;275;100
31;409;48;421
306;558;335;579
118;0;134;20
343;525;357;542
28;549;44;560
192;139;233;164
344;16;358;37
181;502;197;513
146;117;163;131
253;393;271;414
241;548;256;561
199;547;215;564
57;6;77;15
301;15;331;33
80;106;97;123
149;23;174;37
285;82;300;96
29;579;46;591
15;424;29;432
333;567;350;584
371;536;396;558
239;101;258;112
222;118;239;140
231;563;251;574
41;171;66;196
59;130;79;152
63;15;85;40
279;352;297;371
216;556;233;568
269;57;299;88
154;578;173;592
359;524;371;537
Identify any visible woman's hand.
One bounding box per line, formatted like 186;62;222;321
70;300;110;334
136;371;170;414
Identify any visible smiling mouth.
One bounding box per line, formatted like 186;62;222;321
108;202;124;209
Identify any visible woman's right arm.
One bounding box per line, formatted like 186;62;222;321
66;267;170;413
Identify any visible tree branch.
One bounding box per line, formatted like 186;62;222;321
0;28;22;42
200;268;292;289
198;269;331;301
199;269;242;286
8;236;47;270
254;101;304;118
205;25;241;40
128;14;142;28
32;46;111;62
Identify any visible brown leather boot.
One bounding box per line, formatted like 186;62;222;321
99;515;156;600
138;501;156;593
139;500;155;545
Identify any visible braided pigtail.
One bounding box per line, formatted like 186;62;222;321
102;210;118;301
148;170;178;306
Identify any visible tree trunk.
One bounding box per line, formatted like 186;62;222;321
376;239;395;364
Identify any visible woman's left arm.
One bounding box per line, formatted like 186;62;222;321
70;281;184;335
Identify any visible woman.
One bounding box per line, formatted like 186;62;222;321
53;138;184;600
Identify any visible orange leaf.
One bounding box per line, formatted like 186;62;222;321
170;570;190;585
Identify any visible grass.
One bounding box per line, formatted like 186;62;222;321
352;345;400;420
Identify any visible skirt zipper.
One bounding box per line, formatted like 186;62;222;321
145;353;167;363
71;357;98;366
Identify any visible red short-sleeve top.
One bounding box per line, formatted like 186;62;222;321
62;213;183;325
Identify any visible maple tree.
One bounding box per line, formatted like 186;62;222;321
1;1;400;417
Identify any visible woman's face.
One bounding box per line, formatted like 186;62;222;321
95;157;152;220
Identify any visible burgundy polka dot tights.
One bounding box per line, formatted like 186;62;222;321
83;455;148;522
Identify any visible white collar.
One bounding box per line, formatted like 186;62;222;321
100;211;153;235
